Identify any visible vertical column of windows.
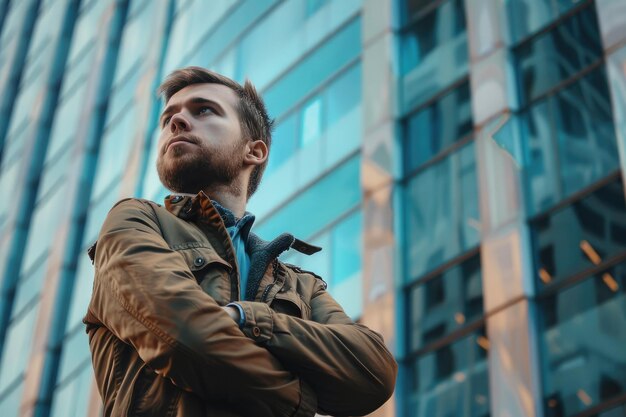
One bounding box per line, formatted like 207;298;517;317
399;0;488;415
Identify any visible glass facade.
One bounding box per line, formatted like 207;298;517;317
0;0;624;416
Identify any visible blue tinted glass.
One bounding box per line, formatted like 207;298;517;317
407;254;482;350
533;179;626;289
515;4;602;105
263;17;361;119
523;66;619;215
266;112;298;175
400;0;468;111
507;0;583;44
0;302;39;393
0;381;23;417
404;81;472;172
555;69;619;198
49;364;93;417
540;264;626;416
331;210;362;286
405;142;480;279
406;328;490;417
254;155;361;240
325;62;361;129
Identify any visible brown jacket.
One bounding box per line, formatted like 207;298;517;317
83;192;397;417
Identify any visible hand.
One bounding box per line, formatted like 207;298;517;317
222;305;240;322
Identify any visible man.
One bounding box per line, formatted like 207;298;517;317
83;67;397;417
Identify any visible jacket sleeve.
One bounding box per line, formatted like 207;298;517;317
85;199;316;417
235;280;397;416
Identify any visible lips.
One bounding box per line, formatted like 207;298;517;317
165;135;196;153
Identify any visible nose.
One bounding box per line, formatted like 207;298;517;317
169;112;190;133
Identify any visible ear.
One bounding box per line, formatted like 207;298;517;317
244;140;268;167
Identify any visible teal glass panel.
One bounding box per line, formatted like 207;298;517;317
57;326;91;383
263;17;361;119
0;302;39;393
254;155;361;240
400;0;468;112
0;381;23;417
540;265;626;416
406;328;490;417
515;4;602;105
524;66;619;215
331;210;362;286
507;0;583;44
533;178;626;290
405;142;480;280
266;112;298;176
407;254;482;351
49;364;93;417
404;81;472;173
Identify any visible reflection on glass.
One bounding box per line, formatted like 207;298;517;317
300;96;322;146
405;142;480;279
331;210;362;286
404;81;472;173
263;17;361;119
400;0;468;111
254;156;361;240
506;0;581;44
407;254;482;351
514;3;602;105
533;178;626;288
406;328;490;417
524;66;619;215
540;263;626;416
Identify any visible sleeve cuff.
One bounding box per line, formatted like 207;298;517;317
226;302;246;329
237;301;274;344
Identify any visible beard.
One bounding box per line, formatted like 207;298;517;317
156;135;245;195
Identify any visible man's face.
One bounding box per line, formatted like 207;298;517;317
156;83;247;194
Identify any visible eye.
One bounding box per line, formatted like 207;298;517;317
198;106;214;116
162;116;171;127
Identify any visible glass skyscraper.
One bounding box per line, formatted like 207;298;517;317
0;0;625;416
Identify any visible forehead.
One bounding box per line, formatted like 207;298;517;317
166;83;239;110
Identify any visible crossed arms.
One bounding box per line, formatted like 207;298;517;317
87;199;397;416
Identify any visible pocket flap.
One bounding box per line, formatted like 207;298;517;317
177;246;231;272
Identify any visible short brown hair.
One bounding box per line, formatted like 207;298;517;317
157;66;274;199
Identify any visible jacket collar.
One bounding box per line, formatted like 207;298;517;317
164;192;323;299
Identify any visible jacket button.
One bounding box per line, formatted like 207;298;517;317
252;327;261;337
193;257;205;267
171;195;183;203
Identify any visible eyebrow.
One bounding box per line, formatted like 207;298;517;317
159;97;225;125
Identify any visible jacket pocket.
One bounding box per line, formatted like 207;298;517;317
271;290;311;320
177;246;232;305
127;363;181;417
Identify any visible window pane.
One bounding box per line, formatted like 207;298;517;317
254;155;361;240
407;254;482;351
533;178;626;289
515;4;602;105
406;329;490;417
540;264;626;416
267;113;298;176
263;17;361;119
405;142;480;279
300;95;322;147
506;0;578;44
523;66;618;215
330;210;362;318
400;0;468;111
404;81;472;172
0;302;39;393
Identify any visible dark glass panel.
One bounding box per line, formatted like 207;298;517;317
533;179;626;288
540;263;626;416
515;4;602;105
407;254;483;351
406;328;490;417
404;81;472;172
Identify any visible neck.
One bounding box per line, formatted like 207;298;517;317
203;184;247;218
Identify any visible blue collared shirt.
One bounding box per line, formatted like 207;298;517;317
211;200;255;300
